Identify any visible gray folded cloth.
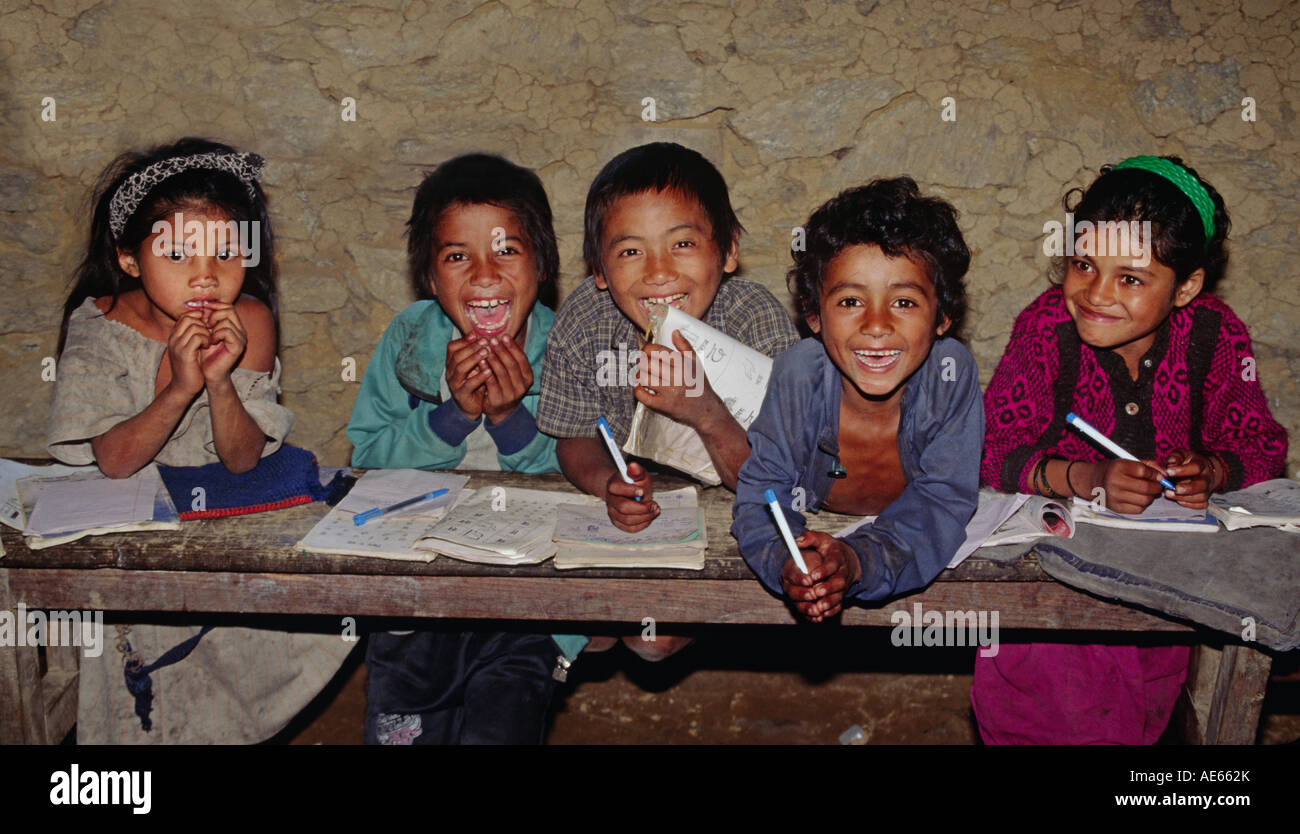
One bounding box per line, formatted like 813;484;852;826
1032;524;1299;651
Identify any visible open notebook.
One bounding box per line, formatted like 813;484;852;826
414;486;579;566
552;486;706;570
296;469;469;561
834;489;1219;572
1069;495;1218;533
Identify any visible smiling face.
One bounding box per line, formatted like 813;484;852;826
428;202;539;340
1062;245;1202;370
593;188;738;332
117;204;246;327
808;244;949;409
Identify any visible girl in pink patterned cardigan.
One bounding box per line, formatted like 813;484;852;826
973;156;1288;744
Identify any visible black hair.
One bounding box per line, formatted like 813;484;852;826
1052;155;1230;292
59;137;277;355
582;142;743;278
405;154;559;309
788;177;970;337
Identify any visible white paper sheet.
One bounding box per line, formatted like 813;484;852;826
832;490;1032;569
554;487;700;545
0;459;90;530
24;468;160;537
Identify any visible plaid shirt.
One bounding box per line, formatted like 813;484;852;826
538;276;799;442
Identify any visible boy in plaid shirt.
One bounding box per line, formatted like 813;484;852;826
539;142;798;658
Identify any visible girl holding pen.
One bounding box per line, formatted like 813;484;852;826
975;156;1288;744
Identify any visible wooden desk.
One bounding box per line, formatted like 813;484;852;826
0;471;1272;744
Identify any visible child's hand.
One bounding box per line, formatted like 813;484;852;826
1087;458;1167;514
780;531;862;623
480;333;533;424
1163;449;1218;509
198;301;246;384
445;332;487;421
165;309;211;397
633;332;718;429
604;460;659;533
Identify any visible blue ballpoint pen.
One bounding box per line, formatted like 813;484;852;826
353;488;450;526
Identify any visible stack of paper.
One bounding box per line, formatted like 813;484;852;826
1;459;96;531
14;463;180;549
296;469;468;561
1209;479;1300;531
552;487;707;570
415;487;580;565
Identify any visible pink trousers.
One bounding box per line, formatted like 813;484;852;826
971;643;1190;744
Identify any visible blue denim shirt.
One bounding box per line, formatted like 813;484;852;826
732;336;983;603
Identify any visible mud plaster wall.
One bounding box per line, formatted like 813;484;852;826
2;0;1297;473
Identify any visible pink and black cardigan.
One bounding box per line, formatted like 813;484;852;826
982;287;1287;493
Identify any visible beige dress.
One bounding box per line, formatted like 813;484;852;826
48;298;355;744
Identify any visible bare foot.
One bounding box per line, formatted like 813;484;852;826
584;636;619;653
622;633;694;662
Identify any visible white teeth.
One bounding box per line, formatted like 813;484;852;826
640;292;687;308
466;299;510;332
854;349;902;368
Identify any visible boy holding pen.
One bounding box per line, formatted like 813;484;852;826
732;179;983;621
538;143;798;657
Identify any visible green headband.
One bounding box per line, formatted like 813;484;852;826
1111;155;1215;243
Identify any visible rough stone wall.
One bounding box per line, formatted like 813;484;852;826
2;0;1296;473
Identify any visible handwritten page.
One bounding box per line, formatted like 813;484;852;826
554;487;700;545
25;468;160;536
654;305;772;428
552;487;707;570
416;487;583;564
622;306;775;485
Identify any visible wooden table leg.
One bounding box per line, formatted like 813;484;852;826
1181;641;1273;744
0;569;49;744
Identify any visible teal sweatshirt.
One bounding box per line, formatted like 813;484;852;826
346;300;585;661
347;300;559;473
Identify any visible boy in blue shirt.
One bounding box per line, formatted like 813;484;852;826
733;178;983;619
347;154;584;743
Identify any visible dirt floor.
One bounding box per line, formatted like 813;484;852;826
282;629;1300;745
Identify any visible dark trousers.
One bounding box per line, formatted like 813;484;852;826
364;629;559;745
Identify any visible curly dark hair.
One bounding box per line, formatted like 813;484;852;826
406;154;559;307
1051;155;1230;292
583;142;742;278
788;177;970;336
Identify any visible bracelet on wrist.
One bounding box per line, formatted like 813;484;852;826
1064;460;1081;497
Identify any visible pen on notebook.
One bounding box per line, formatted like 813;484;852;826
353;488;450;526
765;489;809;574
596;416;641;501
1065;412;1176;491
